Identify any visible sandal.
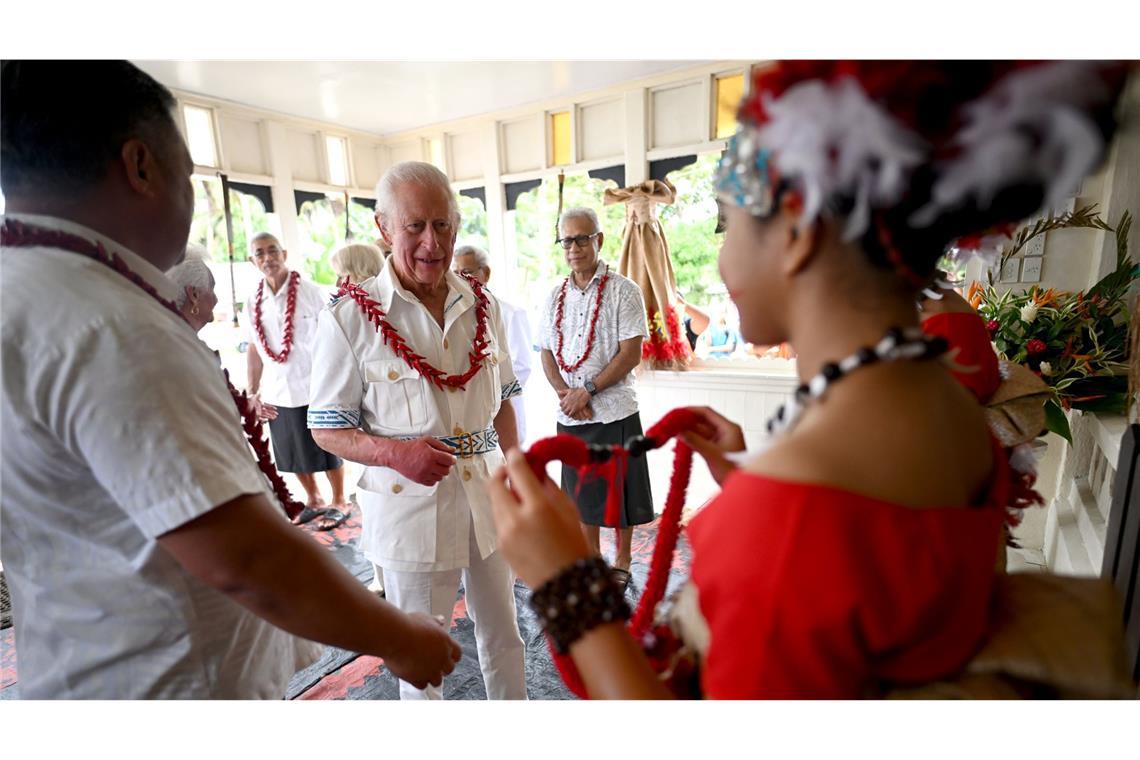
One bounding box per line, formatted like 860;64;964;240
291;505;331;526
611;568;633;593
314;507;349;532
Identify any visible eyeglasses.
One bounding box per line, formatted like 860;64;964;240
556;233;600;250
252;249;283;261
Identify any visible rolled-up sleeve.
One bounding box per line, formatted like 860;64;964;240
307;308;363;429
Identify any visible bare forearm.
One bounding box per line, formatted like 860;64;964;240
494;401;519;453
592;339;642;392
569;623;672;699
246;349;263;394
159;496;414;658
312;427;399;468
541;349;570;392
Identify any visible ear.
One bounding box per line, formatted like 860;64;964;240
779;196;819;277
595;232;604;250
377;214;395;248
280;249;288;264
185;286;198;306
120;138;158;197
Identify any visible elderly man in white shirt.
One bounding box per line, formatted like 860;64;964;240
245;232;349;530
0;60;460;699
538;207;652;592
309;161;528;701
452;243;534;443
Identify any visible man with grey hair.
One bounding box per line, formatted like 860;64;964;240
245;231;349;530
538;206;652;591
453;243;533;443
309;161;528;700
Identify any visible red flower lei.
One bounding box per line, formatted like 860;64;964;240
253;270;300;363
339;273;491;391
0;219;304;520
554;264;610;374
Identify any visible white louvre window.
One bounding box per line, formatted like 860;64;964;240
325;136;349;187
183;105;218;168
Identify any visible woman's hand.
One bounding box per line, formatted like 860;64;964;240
489;449;593;589
681;406;746;485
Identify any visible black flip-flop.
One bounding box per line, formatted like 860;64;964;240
292;506;331;525
611;568;633;592
314;507;349;532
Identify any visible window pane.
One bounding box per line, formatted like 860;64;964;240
714;74;745;139
325;136;349;186
184;105;218;167
550;112;572;166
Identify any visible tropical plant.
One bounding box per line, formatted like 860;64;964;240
971;208;1136;441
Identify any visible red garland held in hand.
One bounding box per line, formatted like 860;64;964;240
554;267;610;374
339;273;491;392
253;270;300;364
0;219;304;520
523;407;701;698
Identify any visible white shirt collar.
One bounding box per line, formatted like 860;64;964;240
376;258;475;317
573;259;609;290
2;212;182;304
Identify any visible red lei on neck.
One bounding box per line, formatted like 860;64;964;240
339;274;490;392
253;271;300;363
554;264;610;374
0;219;304;520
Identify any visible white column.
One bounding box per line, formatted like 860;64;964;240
262;120;301;255
623;89;648;187
483;121;509;286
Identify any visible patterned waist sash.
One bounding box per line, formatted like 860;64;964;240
400;427;500;459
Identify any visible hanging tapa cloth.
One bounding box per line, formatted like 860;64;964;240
605;179;690;370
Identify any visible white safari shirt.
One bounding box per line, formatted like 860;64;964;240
497;296;533;442
244;272;327;407
538;260;649;426
0;214;319;699
308;262;520;572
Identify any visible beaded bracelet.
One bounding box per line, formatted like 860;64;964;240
529;557;631;654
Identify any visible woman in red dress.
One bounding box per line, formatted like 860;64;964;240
487;61;1126;699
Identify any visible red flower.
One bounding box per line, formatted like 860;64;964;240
985;319;1000;335
1025;339;1047;356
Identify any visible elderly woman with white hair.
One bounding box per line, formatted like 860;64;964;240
166;244;218;332
331;242;385;290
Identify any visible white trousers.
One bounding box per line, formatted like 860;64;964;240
383;521;528;700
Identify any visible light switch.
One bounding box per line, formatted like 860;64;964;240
1000;258;1020;283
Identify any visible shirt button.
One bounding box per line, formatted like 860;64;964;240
392;484;403;494
444;338;449;349
388;369;399;380
463;468;472;482
453;424;463;435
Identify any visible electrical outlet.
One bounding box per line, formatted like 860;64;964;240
1021;256;1042;282
1023;235;1045;258
1000;258;1020;283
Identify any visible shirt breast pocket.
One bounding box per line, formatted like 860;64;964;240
364;359;430;431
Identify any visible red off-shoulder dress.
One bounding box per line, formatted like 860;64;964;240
921;311;1001;402
685;438;1008;699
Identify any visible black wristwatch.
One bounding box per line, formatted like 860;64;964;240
584;380;598;397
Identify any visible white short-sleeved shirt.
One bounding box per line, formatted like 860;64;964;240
308;262;519;572
538;260;649;426
498;296;533;442
244;272;327;408
1;214;320;699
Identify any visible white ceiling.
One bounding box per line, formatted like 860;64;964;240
133;60;706;137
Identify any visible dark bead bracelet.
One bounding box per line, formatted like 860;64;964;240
529;557;631;654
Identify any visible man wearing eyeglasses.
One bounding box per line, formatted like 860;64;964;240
245;232;349;531
537;207;652;591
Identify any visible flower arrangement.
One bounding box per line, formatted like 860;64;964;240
969;207;1136;441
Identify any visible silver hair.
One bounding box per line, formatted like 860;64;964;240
558;206;601;234
250;231;281;251
454;244;490;270
166;256;215;310
374;161;460;228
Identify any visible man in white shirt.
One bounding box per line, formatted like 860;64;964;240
0;60;460;698
538;207;652;591
245;232;348;530
309;161;528;700
452;244;534;443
